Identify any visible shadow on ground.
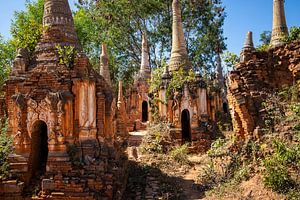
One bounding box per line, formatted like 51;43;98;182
123;160;205;200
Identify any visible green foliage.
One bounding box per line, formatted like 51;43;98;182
289;103;300;116
198;160;217;187
76;0;226;82
149;65;164;94
56;45;77;68
1;0;227;92
282;26;300;43
287;188;300;200
263;140;300;193
207;138;226;157
256;44;270;52
141;122;170;154
0;36;14;94
10;0;44;54
166;68;195;97
221;51;239;72
169;144;190;164
256;30;271;52
259;31;272;45
0;119;13;180
264;165;291;193
263;85;300;130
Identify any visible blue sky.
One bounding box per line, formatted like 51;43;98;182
0;0;299;55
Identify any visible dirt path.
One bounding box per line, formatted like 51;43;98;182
126;130;206;200
180;164;204;200
178;155;207;200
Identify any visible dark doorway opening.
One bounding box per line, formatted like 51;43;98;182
28;120;48;183
142;101;148;122
223;102;228;114
181;109;191;143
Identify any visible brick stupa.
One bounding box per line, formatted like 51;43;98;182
1;0;128;199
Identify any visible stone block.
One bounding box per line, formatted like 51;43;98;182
42;179;55;191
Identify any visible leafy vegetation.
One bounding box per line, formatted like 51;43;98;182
0;118;13;180
263;139;299;193
169;144;190;165
141;122;170;154
282;26;300;43
10;0;44;54
221;51;239;71
0;36;14;94
76;0;226;81
0;0;227;95
56;45;77;69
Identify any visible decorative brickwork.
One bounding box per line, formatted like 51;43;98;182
270;0;288;47
126;33;151;131
228;40;300;139
0;0;128;199
156;0;225;152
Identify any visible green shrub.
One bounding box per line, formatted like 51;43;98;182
263;164;292;193
287;188;300;200
263;140;299;193
141;122;169;154
231;165;249;184
207;138;226;157
198;160;217;187
0;118;13;180
56;45;77;69
256;44;270;52
169;144;190;164
281;26;300;43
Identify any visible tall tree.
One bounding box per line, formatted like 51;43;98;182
1;0;227;91
0;35;14;93
10;0;44;54
75;0;227;83
259;31;272;45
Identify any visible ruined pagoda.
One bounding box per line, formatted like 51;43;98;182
270;0;288;47
240;31;255;63
139;33;151;80
1;0;128;199
126;33;151;131
169;0;191;72
156;0;224;151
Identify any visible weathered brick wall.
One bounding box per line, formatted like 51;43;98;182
228;41;300;138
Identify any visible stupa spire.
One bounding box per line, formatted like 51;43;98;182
140;33;151;79
270;0;288;47
34;0;79;67
240;31;255;63
169;0;191;72
116;80;129;136
42;0;79;46
100;43;112;86
242;31;255;52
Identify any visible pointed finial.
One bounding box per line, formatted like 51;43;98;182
34;0;79;66
169;0;191;72
242;31;255;52
270;0;288;47
100;43;112;86
140;32;151;79
42;0;79;46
